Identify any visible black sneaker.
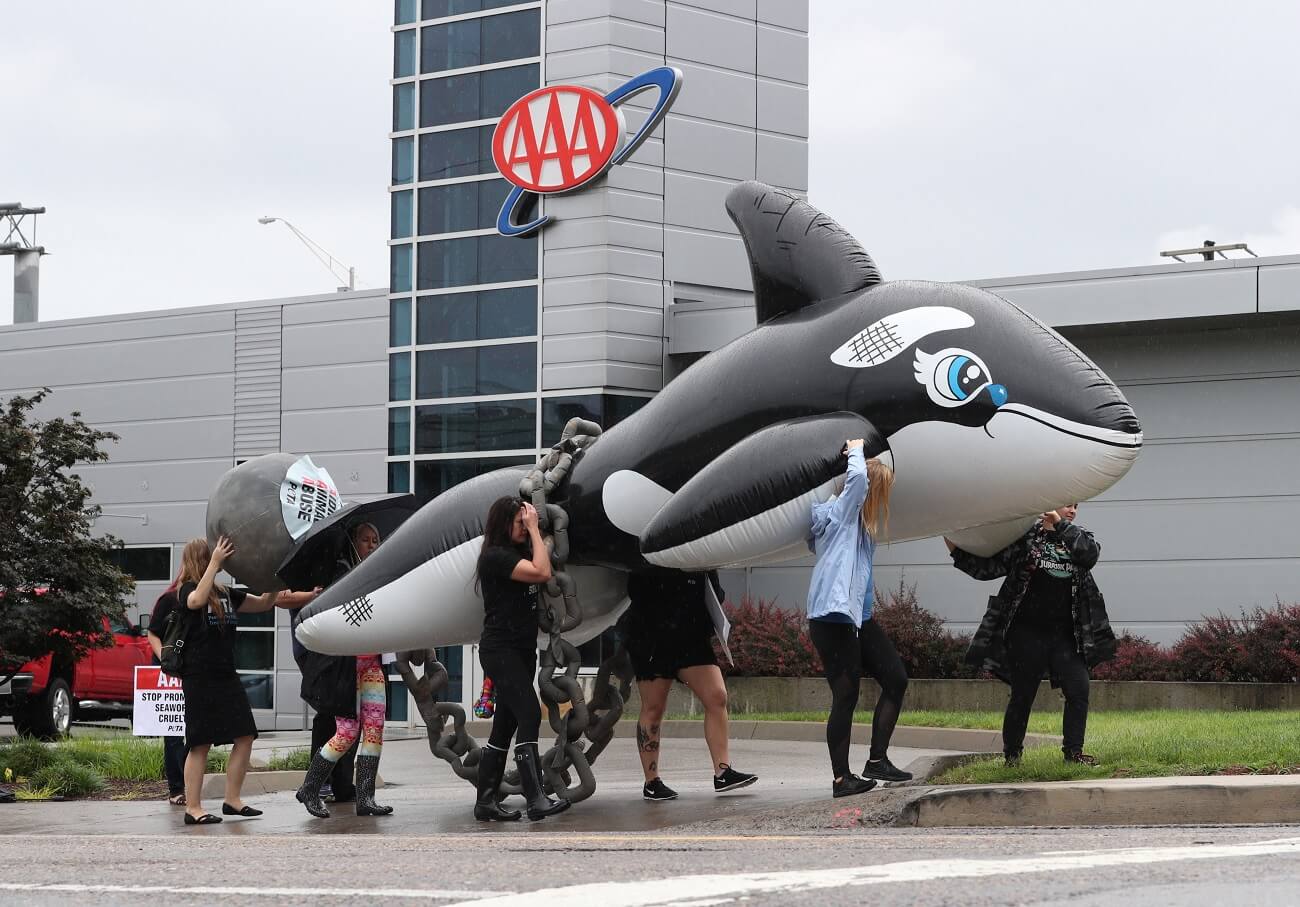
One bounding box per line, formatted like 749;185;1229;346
642;778;678;801
714;764;758;793
832;773;877;798
1063;750;1098;766
863;757;913;783
1004;751;1023;767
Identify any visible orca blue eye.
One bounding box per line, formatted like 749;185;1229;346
946;356;985;401
915;347;1001;408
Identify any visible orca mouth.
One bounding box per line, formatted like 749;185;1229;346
986;404;1144;450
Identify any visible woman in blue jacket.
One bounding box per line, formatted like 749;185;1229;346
806;438;910;797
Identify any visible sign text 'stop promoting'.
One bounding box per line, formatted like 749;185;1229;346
493;67;683;237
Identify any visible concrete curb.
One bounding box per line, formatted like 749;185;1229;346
199;770;384;799
896;775;1300;827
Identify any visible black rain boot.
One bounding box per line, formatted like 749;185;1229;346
515;743;570;821
295;753;334;818
474;746;522;822
355;755;394;816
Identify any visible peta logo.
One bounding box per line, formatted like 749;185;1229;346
493;66;682;237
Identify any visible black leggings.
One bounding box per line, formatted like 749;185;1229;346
480;647;541;751
809;618;909;778
1002;621;1090;756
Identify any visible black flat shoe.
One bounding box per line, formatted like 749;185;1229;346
184;813;223;825
222;803;263;817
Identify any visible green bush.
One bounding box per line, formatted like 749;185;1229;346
100;737;165;782
0;737;60;779
30;760;105;797
58;737;115;772
264;748;313;772
206;747;230;773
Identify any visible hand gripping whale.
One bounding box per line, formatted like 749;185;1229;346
295;182;1143;656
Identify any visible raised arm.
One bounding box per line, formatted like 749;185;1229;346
186;536;232;609
828;441;869;526
1054;520;1101;570
946;536;1021;581
510;503;553;584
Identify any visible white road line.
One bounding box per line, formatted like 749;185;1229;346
0;883;510;900
447;837;1300;907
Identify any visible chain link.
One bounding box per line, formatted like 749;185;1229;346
397;417;635;806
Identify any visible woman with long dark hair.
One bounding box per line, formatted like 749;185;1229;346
472;496;569;822
806;439;911;798
175;536;285;825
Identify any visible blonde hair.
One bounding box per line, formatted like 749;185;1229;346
860;459;894;540
176;538;225;620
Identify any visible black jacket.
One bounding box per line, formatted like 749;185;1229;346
953;520;1116;685
296;555;359;717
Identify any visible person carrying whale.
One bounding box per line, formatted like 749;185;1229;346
944;503;1115;766
472;496;570;822
806;438;912;798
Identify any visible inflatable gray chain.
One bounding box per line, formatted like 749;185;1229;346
523;418;635;805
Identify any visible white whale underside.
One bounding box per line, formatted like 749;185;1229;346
297;405;1138;655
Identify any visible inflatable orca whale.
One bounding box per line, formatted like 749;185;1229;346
296;182;1142;655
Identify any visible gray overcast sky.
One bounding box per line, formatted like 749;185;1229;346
4;1;1300;323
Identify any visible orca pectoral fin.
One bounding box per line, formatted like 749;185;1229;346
640;413;889;569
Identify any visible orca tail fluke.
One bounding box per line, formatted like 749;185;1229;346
725;181;882;324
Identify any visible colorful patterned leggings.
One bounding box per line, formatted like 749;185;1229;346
321;654;386;761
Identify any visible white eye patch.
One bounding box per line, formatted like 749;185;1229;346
830;306;975;369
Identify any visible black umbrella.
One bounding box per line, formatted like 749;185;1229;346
275;493;420;591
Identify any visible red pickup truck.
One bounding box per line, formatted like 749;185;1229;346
1;615;153;738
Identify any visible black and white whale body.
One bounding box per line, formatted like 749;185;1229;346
296;182;1141;655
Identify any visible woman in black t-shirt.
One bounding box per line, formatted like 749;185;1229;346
174;536;285;825
472;496;570;822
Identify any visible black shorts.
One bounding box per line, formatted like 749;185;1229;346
625;627;718;681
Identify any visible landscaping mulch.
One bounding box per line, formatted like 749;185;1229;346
85;779;172;801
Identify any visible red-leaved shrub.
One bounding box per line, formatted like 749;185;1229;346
1090;633;1177;681
871;578;977;679
718;595;822;677
1168;602;1300;683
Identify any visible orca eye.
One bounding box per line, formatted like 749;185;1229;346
914;347;1002;408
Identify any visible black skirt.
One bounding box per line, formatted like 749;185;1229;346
181;670;258;747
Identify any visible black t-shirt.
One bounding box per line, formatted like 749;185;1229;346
478;545;539;652
1017;532;1076;631
625;569;717;644
147;589;181;666
176;582;249;674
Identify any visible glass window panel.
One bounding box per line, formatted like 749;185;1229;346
421;18;482;73
390;351;412;401
395;0;417;25
480;64;539;120
392;136;414;185
478;179;508;229
417;291;478;344
391;189;413;240
416;347;477;398
394;29;416;78
390;297;412;347
414;456;534;503
434;644;463;703
415;399;535;453
388;462;411;494
420;126;494;181
476;398;536;450
477;285;536;339
106;546;171;582
481;10;540;65
477;342;536;395
414;402;478;453
385;679;409;721
239;673;274;709
542;395;601;447
605;393;649;427
237;608;274;629
417;236;479;290
393;82;415;131
390;243;412;293
234;633;274;672
420;72;479;128
388;406;411;455
418;182;480;236
422;0;523;18
478;233;536;284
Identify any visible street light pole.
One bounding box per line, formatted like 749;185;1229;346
257;216;358;291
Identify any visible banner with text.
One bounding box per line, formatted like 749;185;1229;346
133;666;185;737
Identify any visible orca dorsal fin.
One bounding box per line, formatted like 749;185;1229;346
725;181;882;324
